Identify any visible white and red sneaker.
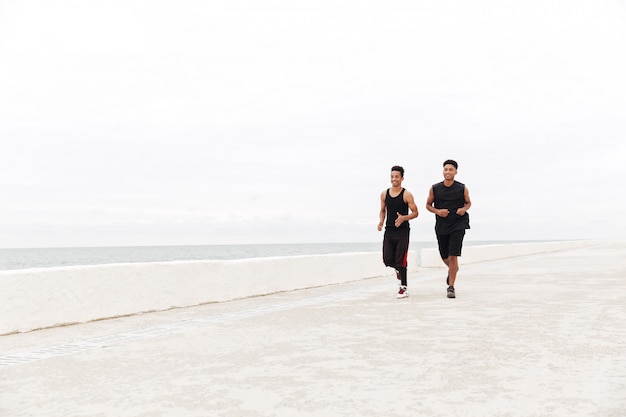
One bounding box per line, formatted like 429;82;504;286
396;286;409;299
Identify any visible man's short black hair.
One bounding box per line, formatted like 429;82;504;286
443;159;458;169
391;165;405;177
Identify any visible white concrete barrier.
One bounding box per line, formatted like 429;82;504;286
420;240;599;268
0;251;418;335
5;241;600;334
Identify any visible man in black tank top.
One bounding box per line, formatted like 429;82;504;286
378;165;419;299
426;160;472;299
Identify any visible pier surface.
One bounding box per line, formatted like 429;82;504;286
1;242;625;416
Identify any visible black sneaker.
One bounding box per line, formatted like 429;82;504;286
447;285;455;298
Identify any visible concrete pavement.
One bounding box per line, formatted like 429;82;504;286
1;242;625;416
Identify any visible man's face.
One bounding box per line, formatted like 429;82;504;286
443;164;457;181
390;170;403;187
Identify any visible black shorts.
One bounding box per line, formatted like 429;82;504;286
437;229;466;259
382;230;410;269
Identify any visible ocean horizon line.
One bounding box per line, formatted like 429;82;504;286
0;240;578;272
0;239;557;251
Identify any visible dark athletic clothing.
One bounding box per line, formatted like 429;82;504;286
432;181;470;235
437;229;465;259
383;230;410;268
385;188;410;231
382;188;410;286
432;181;470;259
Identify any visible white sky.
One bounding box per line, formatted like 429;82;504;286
0;0;625;248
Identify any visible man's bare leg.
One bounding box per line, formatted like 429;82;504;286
445;256;459;286
443;256;459;298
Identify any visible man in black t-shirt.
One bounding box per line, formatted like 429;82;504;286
426;159;472;299
378;165;419;299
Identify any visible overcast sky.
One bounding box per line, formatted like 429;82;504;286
0;0;625;248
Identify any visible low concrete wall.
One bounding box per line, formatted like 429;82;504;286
2;242;600;335
420;240;598;268
0;251;417;335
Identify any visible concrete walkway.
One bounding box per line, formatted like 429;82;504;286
1;242;625;417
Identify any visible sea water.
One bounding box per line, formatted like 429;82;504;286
0;242;413;271
0;240;527;271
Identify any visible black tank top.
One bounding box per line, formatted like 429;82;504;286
432;181;470;234
385;188;410;231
